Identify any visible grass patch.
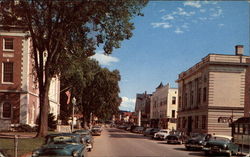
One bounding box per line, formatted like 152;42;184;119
0;137;44;157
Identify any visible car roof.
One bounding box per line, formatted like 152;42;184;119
211;135;232;140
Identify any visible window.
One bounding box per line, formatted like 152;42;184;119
197;88;201;105
172;110;175;118
172;96;176;105
3;38;14;50
202;115;206;129
203;87;207;102
2;102;11;118
190;91;194;106
194;116;199;129
3;62;14;83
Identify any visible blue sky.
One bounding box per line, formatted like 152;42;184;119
91;1;250;112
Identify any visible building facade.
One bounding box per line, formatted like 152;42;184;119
0;26;60;130
176;45;250;136
135;91;151;127
150;83;178;129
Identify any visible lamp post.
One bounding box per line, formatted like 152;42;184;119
71;97;76;132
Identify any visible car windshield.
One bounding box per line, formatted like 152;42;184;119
47;135;78;144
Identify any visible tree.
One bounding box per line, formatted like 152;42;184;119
0;0;147;137
60;57;121;128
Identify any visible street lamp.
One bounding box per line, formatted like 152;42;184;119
71;97;76;132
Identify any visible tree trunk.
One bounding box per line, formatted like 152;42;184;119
36;82;50;137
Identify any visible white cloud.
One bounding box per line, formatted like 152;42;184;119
151;22;172;29
162;14;174;20
120;97;136;111
159;9;165;13
174;28;184;34
218;23;224;27
184;1;201;8
200;9;206;13
91;52;119;66
176;8;195;16
211;8;223;17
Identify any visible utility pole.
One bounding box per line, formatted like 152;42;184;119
71;97;76;132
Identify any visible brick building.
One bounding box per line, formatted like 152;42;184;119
176;45;250;136
0;26;60;130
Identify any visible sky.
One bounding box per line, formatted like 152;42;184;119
91;1;250;112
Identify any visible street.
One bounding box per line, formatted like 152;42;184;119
87;128;229;157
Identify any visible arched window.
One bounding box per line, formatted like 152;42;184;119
2;102;11;118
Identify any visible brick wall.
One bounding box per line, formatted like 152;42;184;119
245;58;250;117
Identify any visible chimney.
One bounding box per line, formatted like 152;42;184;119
235;45;244;56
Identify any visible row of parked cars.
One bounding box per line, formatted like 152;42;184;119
117;125;239;157
31;125;102;157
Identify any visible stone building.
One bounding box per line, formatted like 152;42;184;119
0;26;60;130
150;83;178;129
176;45;250;136
135;91;151;127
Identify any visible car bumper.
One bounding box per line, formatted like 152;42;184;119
185;144;203;149
203;147;231;154
167;139;180;143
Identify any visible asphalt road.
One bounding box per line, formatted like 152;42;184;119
87;127;219;157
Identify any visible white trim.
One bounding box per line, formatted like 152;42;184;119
0;32;26;37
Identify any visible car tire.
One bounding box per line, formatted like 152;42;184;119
179;141;182;144
228;151;232;157
186;146;190;151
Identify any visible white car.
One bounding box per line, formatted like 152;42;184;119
153;129;171;140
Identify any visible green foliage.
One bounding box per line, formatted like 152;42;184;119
0;0;148;136
60;58;121;125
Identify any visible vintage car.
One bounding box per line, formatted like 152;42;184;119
73;129;94;151
166;131;187;144
143;128;160;137
31;133;87;157
202;135;239;157
153;129;170;140
185;133;211;150
131;126;144;134
91;125;102;136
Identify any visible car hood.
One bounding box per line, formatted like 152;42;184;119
37;143;84;156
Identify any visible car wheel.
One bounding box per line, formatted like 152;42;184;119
186;146;190;151
204;151;210;156
227;151;232;157
179;141;182;144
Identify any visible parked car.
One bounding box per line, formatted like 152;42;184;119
185;133;211;150
153;129;171;140
143;128;153;136
73;129;94;152
131;126;144;134
166;131;187;144
202;135;239;157
91;125;102;136
31;133;87;157
143;128;160;137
